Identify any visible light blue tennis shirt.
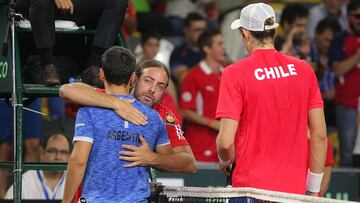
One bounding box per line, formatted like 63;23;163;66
73;95;169;203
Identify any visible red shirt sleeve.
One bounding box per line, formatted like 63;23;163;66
160;92;183;125
216;67;244;121
154;104;189;148
165;116;189;148
179;71;197;110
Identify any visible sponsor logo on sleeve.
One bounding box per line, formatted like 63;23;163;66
165;112;176;125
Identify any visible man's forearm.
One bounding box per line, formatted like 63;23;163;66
59;82;116;109
60;83;147;125
182;109;218;130
172;66;188;84
62;160;87;203
309;130;327;173
150;146;196;173
333;52;359;76
308;108;327;173
216;119;238;162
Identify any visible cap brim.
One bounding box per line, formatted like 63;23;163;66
230;19;241;30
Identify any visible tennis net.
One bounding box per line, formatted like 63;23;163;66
149;186;355;203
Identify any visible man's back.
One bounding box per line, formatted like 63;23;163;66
74;95;169;203
217;49;323;194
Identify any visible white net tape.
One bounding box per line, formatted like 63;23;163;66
158;186;356;203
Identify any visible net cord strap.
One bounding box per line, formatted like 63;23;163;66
158;186;355;203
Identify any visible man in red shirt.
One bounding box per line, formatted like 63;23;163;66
179;29;225;162
328;0;360;166
216;2;327;197
60;60;195;173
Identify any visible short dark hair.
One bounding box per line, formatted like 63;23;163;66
81;66;104;88
135;59;170;87
184;12;206;28
248;17;276;44
101;46;136;86
198;29;221;56
315;18;341;35
348;0;360;13
280;3;308;26
141;31;161;45
41;133;71;150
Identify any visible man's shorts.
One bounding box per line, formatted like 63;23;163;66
0;99;43;143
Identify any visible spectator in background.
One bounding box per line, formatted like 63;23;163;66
165;0;198;36
201;1;220;29
136;32;162;64
0;99;43;198
310;18;341;128
81;66;103;88
275;4;309;58
15;0;128;85
328;0;360;167
4;133;70;200
180;29;225;162
170;12;207;84
134;31;175;70
306;0;348;39
121;0;138;39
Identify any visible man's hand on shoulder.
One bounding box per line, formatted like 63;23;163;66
113;98;148;126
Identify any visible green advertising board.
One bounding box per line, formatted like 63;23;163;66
0;53;12;94
0;4;12;94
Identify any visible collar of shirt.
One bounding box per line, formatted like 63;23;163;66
199;60;224;75
36;170;66;200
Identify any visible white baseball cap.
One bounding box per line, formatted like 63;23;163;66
230;3;279;31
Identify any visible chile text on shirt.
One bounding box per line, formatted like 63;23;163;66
254;64;297;80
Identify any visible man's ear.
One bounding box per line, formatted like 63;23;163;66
130;72;138;85
99;68;105;81
242;29;251;40
203;46;211;56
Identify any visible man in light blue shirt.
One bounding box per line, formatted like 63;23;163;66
62;46;172;203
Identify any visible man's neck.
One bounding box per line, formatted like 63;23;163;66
42;171;63;191
249;42;274;54
104;84;129;95
203;57;222;73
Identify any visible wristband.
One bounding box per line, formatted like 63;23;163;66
306;169;324;193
